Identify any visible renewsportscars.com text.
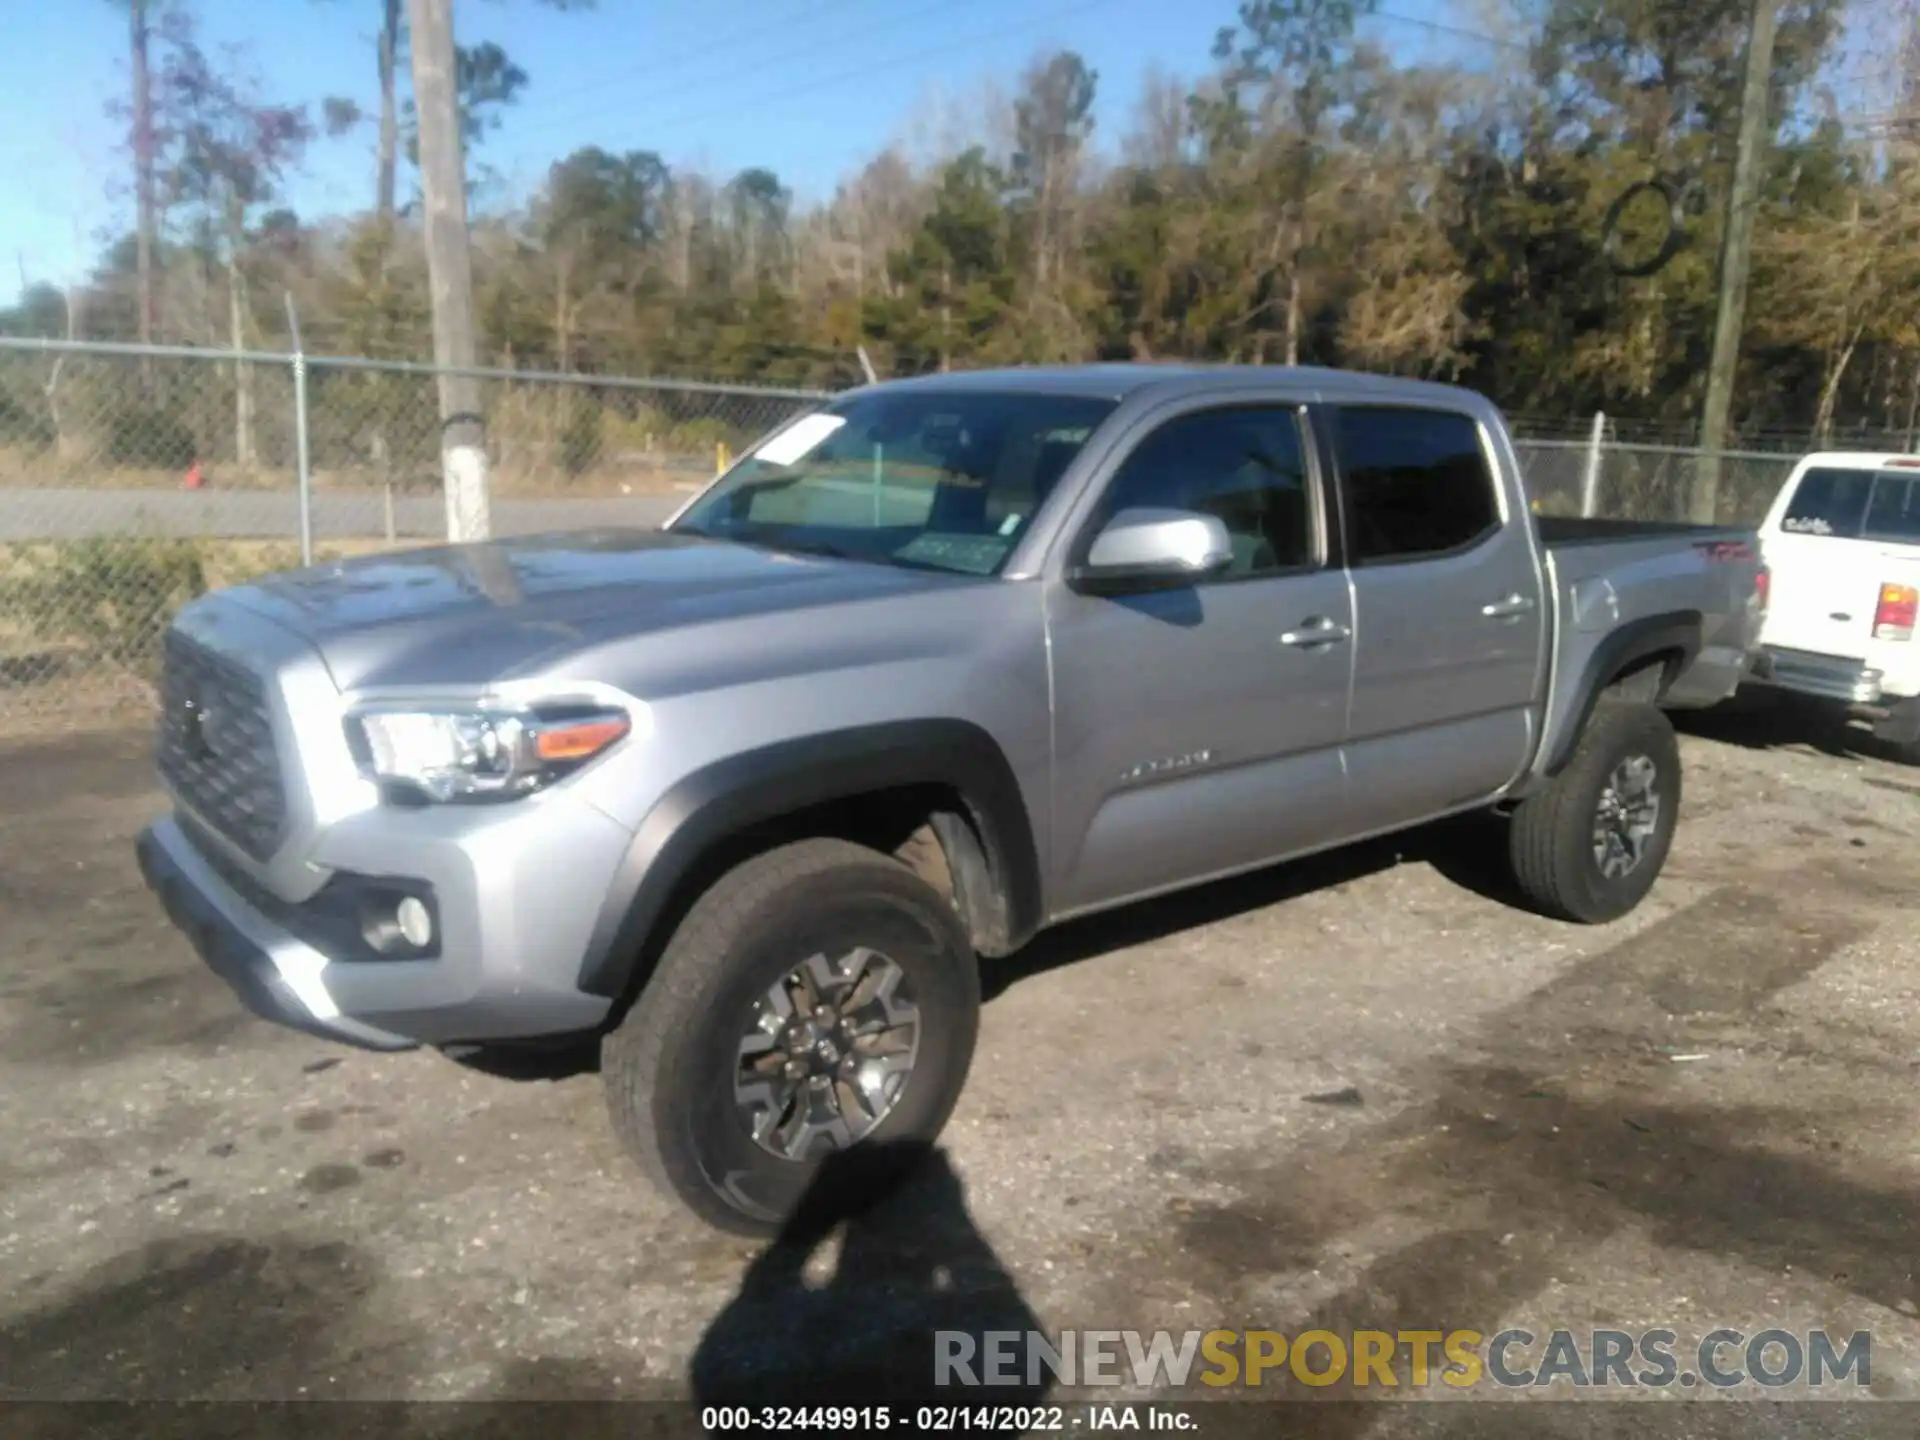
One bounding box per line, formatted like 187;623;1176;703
934;1327;1872;1391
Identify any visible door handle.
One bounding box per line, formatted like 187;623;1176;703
1279;617;1351;648
1480;593;1537;619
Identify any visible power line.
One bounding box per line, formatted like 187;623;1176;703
1815;61;1909;89
540;0;1547;159
526;0;1531;157
1368;7;1903;105
508;0;1902;171
1370;8;1528;54
510;0;1025;149
508;0;883;140
514;0;1124;153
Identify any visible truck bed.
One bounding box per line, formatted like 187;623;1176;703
1535;515;1747;547
1532;512;1762;741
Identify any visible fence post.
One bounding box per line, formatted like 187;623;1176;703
284;294;314;567
1580;411;1606;518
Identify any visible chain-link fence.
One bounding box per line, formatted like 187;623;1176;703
1514;437;1800;525
0;335;826;723
0;336;1877;726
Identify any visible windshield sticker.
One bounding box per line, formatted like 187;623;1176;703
896;534;1007;575
754;413;846;467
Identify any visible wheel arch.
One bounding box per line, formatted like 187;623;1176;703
1543;611;1701;775
576;720;1043;1004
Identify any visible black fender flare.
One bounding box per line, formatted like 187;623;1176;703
1545;611;1702;774
576;719;1044;1000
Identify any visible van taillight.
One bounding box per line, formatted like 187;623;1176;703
1874;583;1917;641
1755;567;1770;611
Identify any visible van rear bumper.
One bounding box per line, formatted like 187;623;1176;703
1747;647;1920;745
1749;647;1884;704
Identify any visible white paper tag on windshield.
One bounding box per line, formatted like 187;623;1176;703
753;413;846;467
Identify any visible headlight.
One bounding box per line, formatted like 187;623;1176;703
347;704;630;803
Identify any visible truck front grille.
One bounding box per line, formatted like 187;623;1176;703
156;631;287;862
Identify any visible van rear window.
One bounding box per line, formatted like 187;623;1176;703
1864;474;1920;541
1782;467;1920;542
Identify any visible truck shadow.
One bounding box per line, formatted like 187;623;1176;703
984;816;1525;1003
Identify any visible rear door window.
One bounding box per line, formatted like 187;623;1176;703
1332;407;1500;565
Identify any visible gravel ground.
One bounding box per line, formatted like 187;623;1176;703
4;698;1920;1436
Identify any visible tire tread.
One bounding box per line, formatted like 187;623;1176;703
1508;702;1679;924
601;838;972;1232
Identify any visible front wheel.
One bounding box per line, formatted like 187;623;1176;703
1507;702;1682;923
601;838;980;1234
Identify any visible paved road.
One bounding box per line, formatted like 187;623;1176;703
0;487;685;542
0;474;957;543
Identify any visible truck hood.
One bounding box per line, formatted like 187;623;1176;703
217;528;972;690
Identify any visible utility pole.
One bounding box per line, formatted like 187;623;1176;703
1692;0;1778;523
408;0;491;542
377;0;402;229
130;0;156;379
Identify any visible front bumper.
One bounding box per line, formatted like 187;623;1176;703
138;800;626;1050
138;819;416;1051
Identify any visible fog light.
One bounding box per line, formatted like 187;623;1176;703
361;891;436;956
396;896;433;948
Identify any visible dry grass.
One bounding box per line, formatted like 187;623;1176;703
0;535;392;583
0;536;402;727
0;445;717;499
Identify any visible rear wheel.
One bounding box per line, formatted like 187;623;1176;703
1508;702;1681;923
601;838;980;1234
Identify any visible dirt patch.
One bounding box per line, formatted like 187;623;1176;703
3;722;1920;1423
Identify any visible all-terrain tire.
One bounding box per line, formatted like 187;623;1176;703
601;838;980;1234
1508;702;1682;924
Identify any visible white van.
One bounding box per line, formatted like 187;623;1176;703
1746;451;1920;762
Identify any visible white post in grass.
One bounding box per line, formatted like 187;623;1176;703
1581;410;1607;519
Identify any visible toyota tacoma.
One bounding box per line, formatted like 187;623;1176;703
136;365;1766;1231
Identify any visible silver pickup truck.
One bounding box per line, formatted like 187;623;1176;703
136;364;1765;1231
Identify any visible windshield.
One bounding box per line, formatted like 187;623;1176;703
669;390;1118;576
1781;467;1920;543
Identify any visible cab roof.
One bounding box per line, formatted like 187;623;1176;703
864;363;1486;409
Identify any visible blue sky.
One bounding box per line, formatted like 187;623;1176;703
0;0;1490;303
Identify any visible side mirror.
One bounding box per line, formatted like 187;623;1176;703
1070;507;1232;594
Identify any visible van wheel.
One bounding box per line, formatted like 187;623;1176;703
1882;698;1920;766
601;838;980;1234
1508;702;1681;924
